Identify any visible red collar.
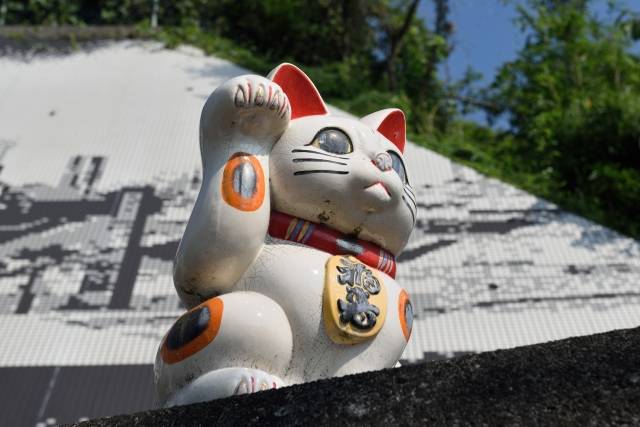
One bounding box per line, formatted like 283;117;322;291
268;211;397;278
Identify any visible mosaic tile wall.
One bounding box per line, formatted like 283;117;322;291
1;41;639;426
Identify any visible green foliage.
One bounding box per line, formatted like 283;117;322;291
398;23;452;133
332;90;413;118
200;0;374;66
154;1;459;135
98;1;151;25
483;0;640;237
3;0;82;25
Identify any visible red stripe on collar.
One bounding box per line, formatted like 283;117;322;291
268;211;397;278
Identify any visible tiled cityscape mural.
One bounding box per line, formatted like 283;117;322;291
1;42;639;426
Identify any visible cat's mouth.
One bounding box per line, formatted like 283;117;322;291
361;182;392;211
364;182;391;197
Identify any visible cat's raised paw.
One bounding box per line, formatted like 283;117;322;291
200;74;292;146
234;78;290;121
214;75;291;141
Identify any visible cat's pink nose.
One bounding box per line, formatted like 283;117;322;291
374;152;393;171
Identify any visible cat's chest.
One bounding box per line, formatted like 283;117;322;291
240;238;398;299
235;239;399;344
235;239;408;381
239;240;330;295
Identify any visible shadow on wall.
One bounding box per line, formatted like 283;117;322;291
181;60;249;101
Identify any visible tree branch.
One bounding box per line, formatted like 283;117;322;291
386;0;421;90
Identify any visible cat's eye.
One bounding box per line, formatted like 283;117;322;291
309;128;353;154
388;151;408;184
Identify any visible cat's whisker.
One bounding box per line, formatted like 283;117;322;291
404;186;416;198
293;158;348;166
402;195;416;224
291;148;349;160
403;188;417;205
403;194;417;212
294;170;349;176
404;196;417;212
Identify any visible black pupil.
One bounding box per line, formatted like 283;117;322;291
388;151;407;183
405;300;413;333
166;306;210;350
316;129;351;154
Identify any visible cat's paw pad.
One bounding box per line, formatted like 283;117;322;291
228;76;290;139
234;78;290;120
233;368;284;395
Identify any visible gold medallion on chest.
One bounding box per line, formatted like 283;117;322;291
323;255;387;344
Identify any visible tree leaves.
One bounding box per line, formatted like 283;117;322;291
484;0;640;233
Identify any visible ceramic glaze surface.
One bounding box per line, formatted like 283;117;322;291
154;63;417;406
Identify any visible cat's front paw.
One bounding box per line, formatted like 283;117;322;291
163;367;285;407
232;368;284;395
231;76;291;139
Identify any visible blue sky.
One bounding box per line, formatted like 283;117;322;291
419;0;640;85
417;0;640;123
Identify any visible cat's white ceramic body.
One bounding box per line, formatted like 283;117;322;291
154;64;417;407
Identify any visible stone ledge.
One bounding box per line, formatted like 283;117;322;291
73;327;640;426
0;25;145;40
0;25;150;56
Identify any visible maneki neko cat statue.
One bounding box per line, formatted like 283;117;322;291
155;63;417;406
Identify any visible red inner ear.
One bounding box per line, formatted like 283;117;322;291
377;110;406;153
271;64;327;119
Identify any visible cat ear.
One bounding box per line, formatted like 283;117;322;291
360;109;406;153
268;63;328;120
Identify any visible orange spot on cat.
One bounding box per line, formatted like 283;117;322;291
398;290;413;341
221;153;265;211
161;297;223;364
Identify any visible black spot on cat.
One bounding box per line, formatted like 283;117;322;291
352;226;363;236
166;306;210;350
488;283;499;291
318;211;330;222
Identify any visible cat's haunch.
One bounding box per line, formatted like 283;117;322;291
155;63;417;407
